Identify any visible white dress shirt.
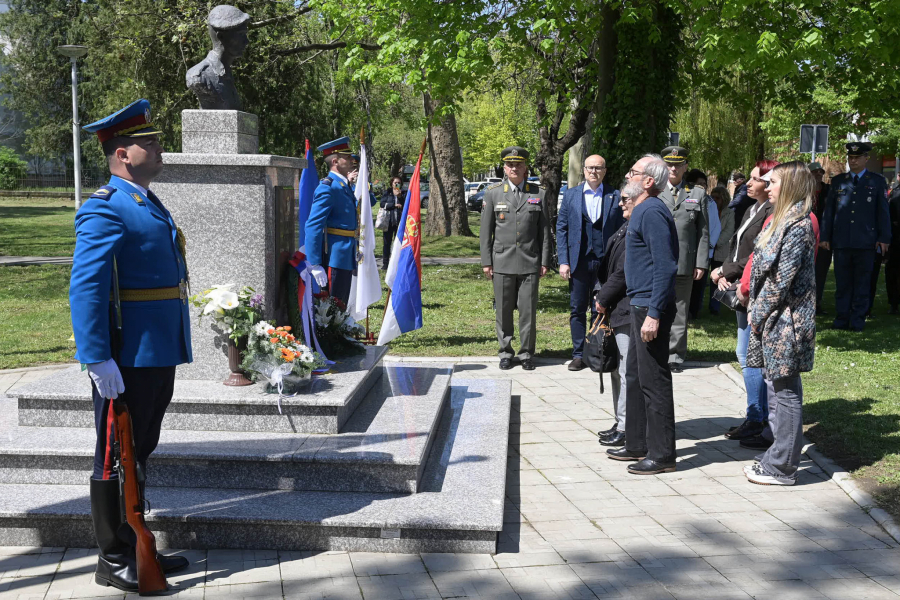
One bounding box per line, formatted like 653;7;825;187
582;182;604;223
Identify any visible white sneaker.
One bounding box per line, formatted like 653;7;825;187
742;463;757;475
745;464;795;486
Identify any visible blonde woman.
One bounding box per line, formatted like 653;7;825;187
744;161;817;485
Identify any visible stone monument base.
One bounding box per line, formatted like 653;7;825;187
2;352;512;553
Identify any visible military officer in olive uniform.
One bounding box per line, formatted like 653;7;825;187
821;142;891;331
480;146;551;370
658;146;710;372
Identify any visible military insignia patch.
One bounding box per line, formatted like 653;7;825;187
499;213;506;221
685;198;699;204
131;193;144;204
504;184;509;193
527;198;541;204
94;189;109;196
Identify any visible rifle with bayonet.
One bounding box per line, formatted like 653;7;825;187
110;257;168;595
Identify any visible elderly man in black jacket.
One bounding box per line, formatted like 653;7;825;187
594;185;635;447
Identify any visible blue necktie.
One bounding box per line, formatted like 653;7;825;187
853;174;859;186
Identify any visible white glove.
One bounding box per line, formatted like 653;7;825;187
310;265;328;287
87;359;125;400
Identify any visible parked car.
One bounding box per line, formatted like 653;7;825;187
486;177;502;184
420;182;429;209
465;182;483;200
468;188;487;212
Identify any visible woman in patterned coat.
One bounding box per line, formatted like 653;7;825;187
744;161;817;486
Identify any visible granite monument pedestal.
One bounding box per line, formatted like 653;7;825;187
154;109;303;381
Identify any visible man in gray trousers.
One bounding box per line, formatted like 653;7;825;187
657;146;710;373
480;146;551;371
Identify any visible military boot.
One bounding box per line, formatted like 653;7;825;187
90;478;139;592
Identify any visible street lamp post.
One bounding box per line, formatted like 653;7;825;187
57;45;88;211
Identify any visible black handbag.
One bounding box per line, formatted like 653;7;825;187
713;282;747;313
584;314;619;392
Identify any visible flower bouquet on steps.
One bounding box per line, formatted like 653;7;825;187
241;321;326;397
313;295;366;358
286;267;365;359
189;285;263;342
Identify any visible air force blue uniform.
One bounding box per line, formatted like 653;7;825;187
70;176;192;366
822;169;891;330
305;173;359;272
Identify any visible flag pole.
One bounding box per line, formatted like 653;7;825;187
358;126;378;345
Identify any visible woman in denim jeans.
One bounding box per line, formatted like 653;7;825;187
711;160;778;440
744;161;817;485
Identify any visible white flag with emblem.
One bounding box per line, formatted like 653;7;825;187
347;142;382;321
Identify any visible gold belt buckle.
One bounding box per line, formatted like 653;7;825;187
179;280;187;304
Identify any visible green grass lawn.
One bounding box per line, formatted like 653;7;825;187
374;210;482;259
0;197;76;256
0;265;75;368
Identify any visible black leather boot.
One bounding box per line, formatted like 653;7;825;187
90;478;139;592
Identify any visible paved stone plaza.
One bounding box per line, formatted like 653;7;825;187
1;360;899;599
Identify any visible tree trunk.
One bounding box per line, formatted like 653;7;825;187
567;102;589;187
389;150;404;179
423;93;472;237
567;2;618;189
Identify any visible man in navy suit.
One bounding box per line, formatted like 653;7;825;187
557;154;625;370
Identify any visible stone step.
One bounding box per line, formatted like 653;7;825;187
9;346;389;434
0;378;510;554
0;364;453;494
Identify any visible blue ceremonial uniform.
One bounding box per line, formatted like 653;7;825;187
305;173;359;271
821;169;892;330
70;175;192;366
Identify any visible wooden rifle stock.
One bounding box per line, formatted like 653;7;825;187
112;400;167;594
110;257;167;595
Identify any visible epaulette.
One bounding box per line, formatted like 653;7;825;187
487;182;502;191
89;185;117;201
526;183;538;193
320;176;333;185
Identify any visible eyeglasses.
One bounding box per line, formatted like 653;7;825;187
619;196;632;204
627;169;646;178
584;166;607;173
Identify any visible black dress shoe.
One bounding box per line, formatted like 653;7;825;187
597;424;618;438
607;447;646;461
521;358;535;371
740;435;773;450
499;358;512;370
628;458;677;474
159;553;189;574
568;357;586;371
599;431;626;446
669;363;683;373
724;419;764;440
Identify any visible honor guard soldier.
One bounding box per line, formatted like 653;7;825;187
480;146;551;370
658;146;710;372
821;142;891;331
305;137;359;306
72;99;191;591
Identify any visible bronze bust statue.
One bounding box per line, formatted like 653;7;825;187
186;5;250;110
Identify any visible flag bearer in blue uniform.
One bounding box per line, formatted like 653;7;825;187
305;137;359;305
821;142;892;331
72;99;191;591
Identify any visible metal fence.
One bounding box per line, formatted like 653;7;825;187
2;167;107;192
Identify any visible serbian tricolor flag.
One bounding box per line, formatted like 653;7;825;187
377;139;426;345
